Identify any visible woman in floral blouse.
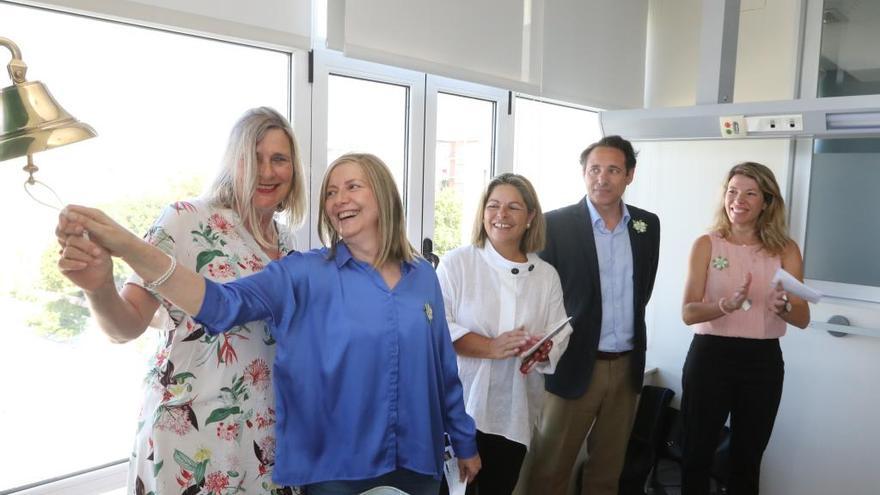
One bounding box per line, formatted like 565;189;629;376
55;107;306;495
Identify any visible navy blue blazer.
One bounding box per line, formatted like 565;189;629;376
539;198;660;399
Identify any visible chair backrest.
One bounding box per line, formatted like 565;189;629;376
651;406;731;494
630;386;677;446
618;385;676;495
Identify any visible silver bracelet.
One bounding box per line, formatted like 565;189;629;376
145;254;177;290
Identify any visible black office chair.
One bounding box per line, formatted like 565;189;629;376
617;385;676;495
649;408;730;495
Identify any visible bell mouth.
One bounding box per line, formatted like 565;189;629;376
0;121;97;162
0;80;97;162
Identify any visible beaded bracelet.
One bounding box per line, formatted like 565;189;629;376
145;255;177;291
718;297;733;315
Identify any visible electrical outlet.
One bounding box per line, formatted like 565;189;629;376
745;114;804;133
719;115;747;138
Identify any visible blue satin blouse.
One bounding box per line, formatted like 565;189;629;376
195;242;477;486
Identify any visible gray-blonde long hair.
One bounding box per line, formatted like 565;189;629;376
318;153;418;267
206;107;306;249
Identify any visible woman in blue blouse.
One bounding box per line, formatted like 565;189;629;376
56;153;481;495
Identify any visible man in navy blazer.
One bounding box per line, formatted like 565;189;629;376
519;135;660;495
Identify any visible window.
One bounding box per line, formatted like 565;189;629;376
422;76;510;258
513;97;602;212
818;0;880;97
431;93;497;256
327;74;409;195
316;56;513;258
311;51;426;248
0;3;291;491
803;138;880;302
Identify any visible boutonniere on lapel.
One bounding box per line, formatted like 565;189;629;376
712;256;729;270
424;302;434;324
631;219;648;234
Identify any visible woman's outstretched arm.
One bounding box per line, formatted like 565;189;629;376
60;205;206;316
57;230;160;342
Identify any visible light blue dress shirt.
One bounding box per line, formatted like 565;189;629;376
585;199;635;353
195;242;477;486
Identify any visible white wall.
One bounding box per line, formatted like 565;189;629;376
636;1;880;493
645;0;801;107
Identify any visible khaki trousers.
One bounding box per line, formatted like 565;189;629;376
516;354;639;495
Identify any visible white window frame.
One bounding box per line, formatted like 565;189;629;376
310;48;426;249
421;75;513;248
290;48;313;251
10;461;127;495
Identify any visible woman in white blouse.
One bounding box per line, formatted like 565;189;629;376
436;173;572;495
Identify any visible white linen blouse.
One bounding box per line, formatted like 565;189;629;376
436;242;572;448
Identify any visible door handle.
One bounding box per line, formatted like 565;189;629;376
422;237;440;268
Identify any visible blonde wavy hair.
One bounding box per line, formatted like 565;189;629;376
206;107;307;249
711;161;790;256
472;173;546;254
318;153;419;267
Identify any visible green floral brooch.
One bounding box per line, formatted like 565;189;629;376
632;219;648;233
424;303;433;323
712;256;729;270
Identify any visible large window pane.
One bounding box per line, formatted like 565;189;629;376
513;98;601;212
805;138;880;289
0;3;289;491
327;74;408;197
818;1;880;97
433;93;495;256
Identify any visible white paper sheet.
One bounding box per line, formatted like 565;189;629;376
771;268;823;303
443;435;467;495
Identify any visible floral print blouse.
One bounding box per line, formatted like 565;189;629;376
126;199;299;495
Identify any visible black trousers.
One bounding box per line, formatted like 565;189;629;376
440;430;526;495
680;334;784;495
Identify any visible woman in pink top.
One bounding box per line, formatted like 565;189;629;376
680;162;810;495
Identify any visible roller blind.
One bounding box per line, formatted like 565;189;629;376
334;0;544;93
27;0;311;49
332;0;648;109
540;0;648;109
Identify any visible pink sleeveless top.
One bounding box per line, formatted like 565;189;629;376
694;232;786;339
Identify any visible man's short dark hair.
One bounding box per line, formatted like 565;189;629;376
579;135;638;171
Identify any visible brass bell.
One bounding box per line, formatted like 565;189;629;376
0;36;96;183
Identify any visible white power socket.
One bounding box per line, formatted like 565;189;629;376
745;114;804;133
